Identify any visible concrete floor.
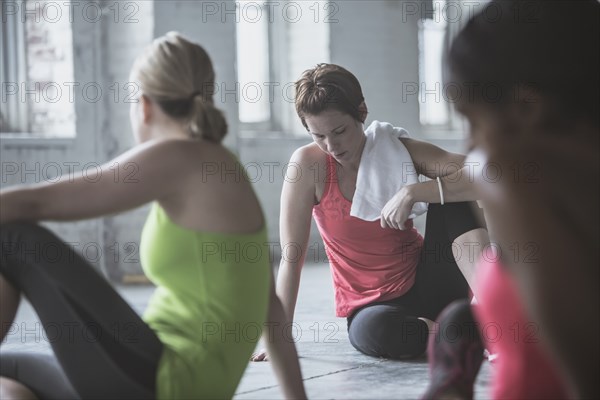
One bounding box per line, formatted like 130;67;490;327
2;263;492;399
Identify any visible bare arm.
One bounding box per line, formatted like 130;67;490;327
0;139;189;224
276;147;316;320
381;138;480;229
401;137;479;203
264;268;307;399
251;146;316;361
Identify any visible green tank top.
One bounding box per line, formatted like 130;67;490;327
140;202;270;399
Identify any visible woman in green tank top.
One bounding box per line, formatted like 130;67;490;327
0;32;306;399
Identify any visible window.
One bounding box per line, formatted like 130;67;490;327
418;0;458;133
418;0;491;137
235;0;330;136
236;0;271;126
1;0;76;137
418;2;449;127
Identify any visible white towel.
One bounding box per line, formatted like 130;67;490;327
350;120;428;221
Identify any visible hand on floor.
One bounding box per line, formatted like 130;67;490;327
250;348;269;362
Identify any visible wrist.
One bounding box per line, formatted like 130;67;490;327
401;184;417;205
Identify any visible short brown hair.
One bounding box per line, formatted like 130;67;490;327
295;63;365;130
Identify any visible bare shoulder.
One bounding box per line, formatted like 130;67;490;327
128;138;201;167
139;138;230;170
144;137;217;157
398;137;414;145
290;142;326;165
288;143;327;187
398;136;464;161
130;138;233;197
398;136;424;153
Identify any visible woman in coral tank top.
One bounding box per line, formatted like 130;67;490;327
251;62;491;364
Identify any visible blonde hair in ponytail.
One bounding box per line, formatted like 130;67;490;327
130;31;228;142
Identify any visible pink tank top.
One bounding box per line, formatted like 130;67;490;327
312;155;424;317
474;254;570;399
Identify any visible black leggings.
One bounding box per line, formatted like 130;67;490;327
0;222;164;399
347;202;485;359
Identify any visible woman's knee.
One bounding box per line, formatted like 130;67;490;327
430;201;479;220
348;307;428;359
0;222;57;244
1;222;60;260
0;377;39;400
1;222;70;265
434;202;486;241
0;222;64;284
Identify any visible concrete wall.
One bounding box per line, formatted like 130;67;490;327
1;2;105;272
153;0;239;151
97;0;155;280
331;0;422;135
1;0;155;279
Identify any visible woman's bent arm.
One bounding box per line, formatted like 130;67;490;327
400;137;479;203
